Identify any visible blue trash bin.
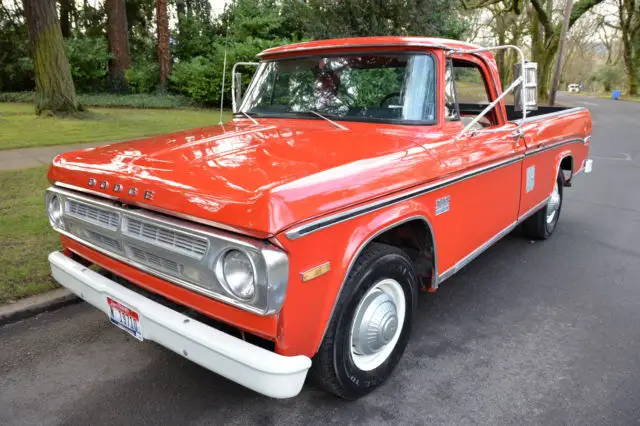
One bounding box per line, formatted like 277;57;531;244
612;90;621;100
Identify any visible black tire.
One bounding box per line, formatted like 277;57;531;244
522;171;564;239
310;242;418;399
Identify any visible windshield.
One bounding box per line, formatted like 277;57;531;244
239;53;436;124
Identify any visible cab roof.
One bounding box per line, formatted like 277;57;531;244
257;36;482;58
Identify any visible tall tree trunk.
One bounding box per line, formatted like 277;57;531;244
106;0;132;91
24;0;80;115
495;14;508;88
533;37;560;102
549;0;573;106
618;0;639;96
156;0;171;91
59;0;72;38
622;34;638;95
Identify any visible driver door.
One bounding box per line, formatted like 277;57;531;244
446;58;524;256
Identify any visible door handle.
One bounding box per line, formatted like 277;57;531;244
511;129;524;141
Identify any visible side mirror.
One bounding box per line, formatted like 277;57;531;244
514;61;538;111
233;72;243;112
231;62;259;113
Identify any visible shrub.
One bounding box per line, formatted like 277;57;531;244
125;62;160;94
65;36;111;92
170;38;291;106
0;92;34;103
170;56;219;105
592;65;624;93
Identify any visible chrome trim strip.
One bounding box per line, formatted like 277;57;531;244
517;197;550;223
512;107;586;124
54;181;267;238
316;215;438;349
286;154;523;240
258;42;454;58
437;194;552;284
438;221;517;283
525;138;586;157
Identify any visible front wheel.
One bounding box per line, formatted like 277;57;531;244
310;243;418;399
522;171;564;239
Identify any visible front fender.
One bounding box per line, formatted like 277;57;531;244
273;199;436;357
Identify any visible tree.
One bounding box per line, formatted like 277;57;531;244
529;0;605;101
615;0;639;95
305;0;467;40
23;0;80;115
58;0;72;38
156;0;170;90
106;0;132;91
549;0;573;105
462;0;605;102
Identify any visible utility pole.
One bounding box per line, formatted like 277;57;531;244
549;0;573;106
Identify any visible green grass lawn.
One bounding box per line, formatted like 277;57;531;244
0;102;232;150
0;166;60;303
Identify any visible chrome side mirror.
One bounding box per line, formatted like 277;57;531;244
233;72;243;112
231;62;259;113
514;62;538;111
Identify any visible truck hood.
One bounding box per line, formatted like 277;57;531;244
48;119;432;237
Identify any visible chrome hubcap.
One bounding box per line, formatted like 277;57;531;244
350;279;406;371
546;181;561;224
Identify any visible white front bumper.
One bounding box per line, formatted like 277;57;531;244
49;251;311;399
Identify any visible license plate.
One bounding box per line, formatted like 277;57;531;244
107;297;143;341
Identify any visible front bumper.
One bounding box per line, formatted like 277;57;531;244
49;251;311;399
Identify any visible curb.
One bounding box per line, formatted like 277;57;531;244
0;288;80;326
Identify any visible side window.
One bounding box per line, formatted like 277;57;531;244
445;60;460;121
453;63;490;104
452;60;499;127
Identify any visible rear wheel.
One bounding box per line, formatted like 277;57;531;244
310;243;417;399
522;171;563;239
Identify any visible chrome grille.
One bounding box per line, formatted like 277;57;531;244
67;199;119;230
47;185;289;315
125;217;208;259
85;229;122;251
128;245;182;275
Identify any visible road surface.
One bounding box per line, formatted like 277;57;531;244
2;93;640;425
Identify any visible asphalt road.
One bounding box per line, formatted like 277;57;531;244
2;93;639;426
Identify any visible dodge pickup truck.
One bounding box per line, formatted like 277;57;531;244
45;37;593;400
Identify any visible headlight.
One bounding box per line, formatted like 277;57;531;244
221;249;256;300
46;193;64;228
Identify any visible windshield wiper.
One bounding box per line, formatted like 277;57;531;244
237;110;259;125
306;110;349;131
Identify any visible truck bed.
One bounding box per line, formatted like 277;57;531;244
504;105;573;122
458;103;578;123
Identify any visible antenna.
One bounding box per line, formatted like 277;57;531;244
218;21;231;125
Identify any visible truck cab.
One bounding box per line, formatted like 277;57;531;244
45;37;593;399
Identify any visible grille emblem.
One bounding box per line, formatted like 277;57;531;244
88;178;96;187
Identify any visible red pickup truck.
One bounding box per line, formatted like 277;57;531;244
45;37;592;399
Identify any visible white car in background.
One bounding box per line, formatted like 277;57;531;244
568;84;580;93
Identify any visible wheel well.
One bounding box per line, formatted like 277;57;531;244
560;156;573;185
371;219;435;290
